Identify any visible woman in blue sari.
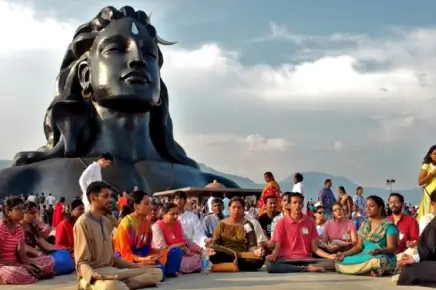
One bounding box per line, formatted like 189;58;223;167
335;195;398;277
113;190;183;278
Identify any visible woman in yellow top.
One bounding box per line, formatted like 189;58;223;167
418;145;436;221
257;172;282;215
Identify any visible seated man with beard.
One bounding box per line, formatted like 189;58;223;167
386;193;419;256
74;181;162;290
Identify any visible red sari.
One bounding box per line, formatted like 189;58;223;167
257;181;282;215
52;202;64;228
55;219;74;249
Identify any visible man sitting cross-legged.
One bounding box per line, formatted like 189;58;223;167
74;181;163;290
266;192;337;273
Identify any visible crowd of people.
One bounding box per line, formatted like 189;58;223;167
2;146;436;288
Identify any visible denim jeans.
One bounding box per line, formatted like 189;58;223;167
267;259;308;273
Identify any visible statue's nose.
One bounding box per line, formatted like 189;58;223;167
128;46;147;69
128;58;146;69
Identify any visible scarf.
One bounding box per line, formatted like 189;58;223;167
156;219;185;245
359;219;392;243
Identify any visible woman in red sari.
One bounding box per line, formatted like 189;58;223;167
0;197;54;284
55;198;84;250
258;172;282;215
52;197;65;228
152;203;202;274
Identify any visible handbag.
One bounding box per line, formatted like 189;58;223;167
211;246;239;273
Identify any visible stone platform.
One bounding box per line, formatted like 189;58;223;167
4;270;429;290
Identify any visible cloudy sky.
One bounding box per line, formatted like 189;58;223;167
1;0;435;188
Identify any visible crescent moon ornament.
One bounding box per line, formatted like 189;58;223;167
147;12;177;45
157;36;178;45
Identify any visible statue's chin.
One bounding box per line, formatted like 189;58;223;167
97;98;154;114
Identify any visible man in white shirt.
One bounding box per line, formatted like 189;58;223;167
45;193;56;206
27;193;37;203
291;172;305;196
78;153;113;211
173;191;209;247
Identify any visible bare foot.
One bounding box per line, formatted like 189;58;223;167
367;270;378;277
307;264;325;272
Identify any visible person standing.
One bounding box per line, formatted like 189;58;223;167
418;145;436;220
38;193;46;205
79;153;113;212
27;193;36;203
222;193;230;217
292;173;305;196
352;186;366;218
318;179;336;220
52;197;66;227
46;193;56;207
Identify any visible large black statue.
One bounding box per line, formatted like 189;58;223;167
0;6;238;199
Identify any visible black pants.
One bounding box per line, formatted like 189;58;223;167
398;260;436;287
210;251;265;271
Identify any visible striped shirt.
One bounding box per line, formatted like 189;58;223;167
0;221;24;261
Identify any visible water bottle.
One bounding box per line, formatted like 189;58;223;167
201;248;210;275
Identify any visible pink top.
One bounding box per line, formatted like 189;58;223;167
271;216;318;259
323;218;355;241
0;221;25;261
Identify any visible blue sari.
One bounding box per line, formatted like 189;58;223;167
132;245;183;278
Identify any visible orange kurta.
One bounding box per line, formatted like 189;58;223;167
113;214;168;265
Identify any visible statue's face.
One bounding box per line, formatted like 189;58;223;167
88;18;160;113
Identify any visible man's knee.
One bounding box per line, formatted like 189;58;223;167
266;262;279;273
146;268;163;283
130;268;163;286
95;280;129;290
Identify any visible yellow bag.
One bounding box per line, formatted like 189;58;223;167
211;246;239;273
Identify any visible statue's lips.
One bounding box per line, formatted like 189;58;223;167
121;70;150;85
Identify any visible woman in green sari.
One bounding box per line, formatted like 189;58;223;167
335;195;398;276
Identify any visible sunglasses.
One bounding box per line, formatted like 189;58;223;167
316;211;325;214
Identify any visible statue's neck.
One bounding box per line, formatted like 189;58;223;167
92;103;160;163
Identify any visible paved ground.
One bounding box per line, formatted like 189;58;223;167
4;270;430;290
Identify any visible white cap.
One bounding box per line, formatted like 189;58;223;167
314;202;322;207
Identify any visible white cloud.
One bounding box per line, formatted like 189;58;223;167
0;1;435;187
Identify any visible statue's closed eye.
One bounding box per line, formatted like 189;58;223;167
104;45;125;54
143;52;156;59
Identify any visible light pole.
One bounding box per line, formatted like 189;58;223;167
386;179;395;193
